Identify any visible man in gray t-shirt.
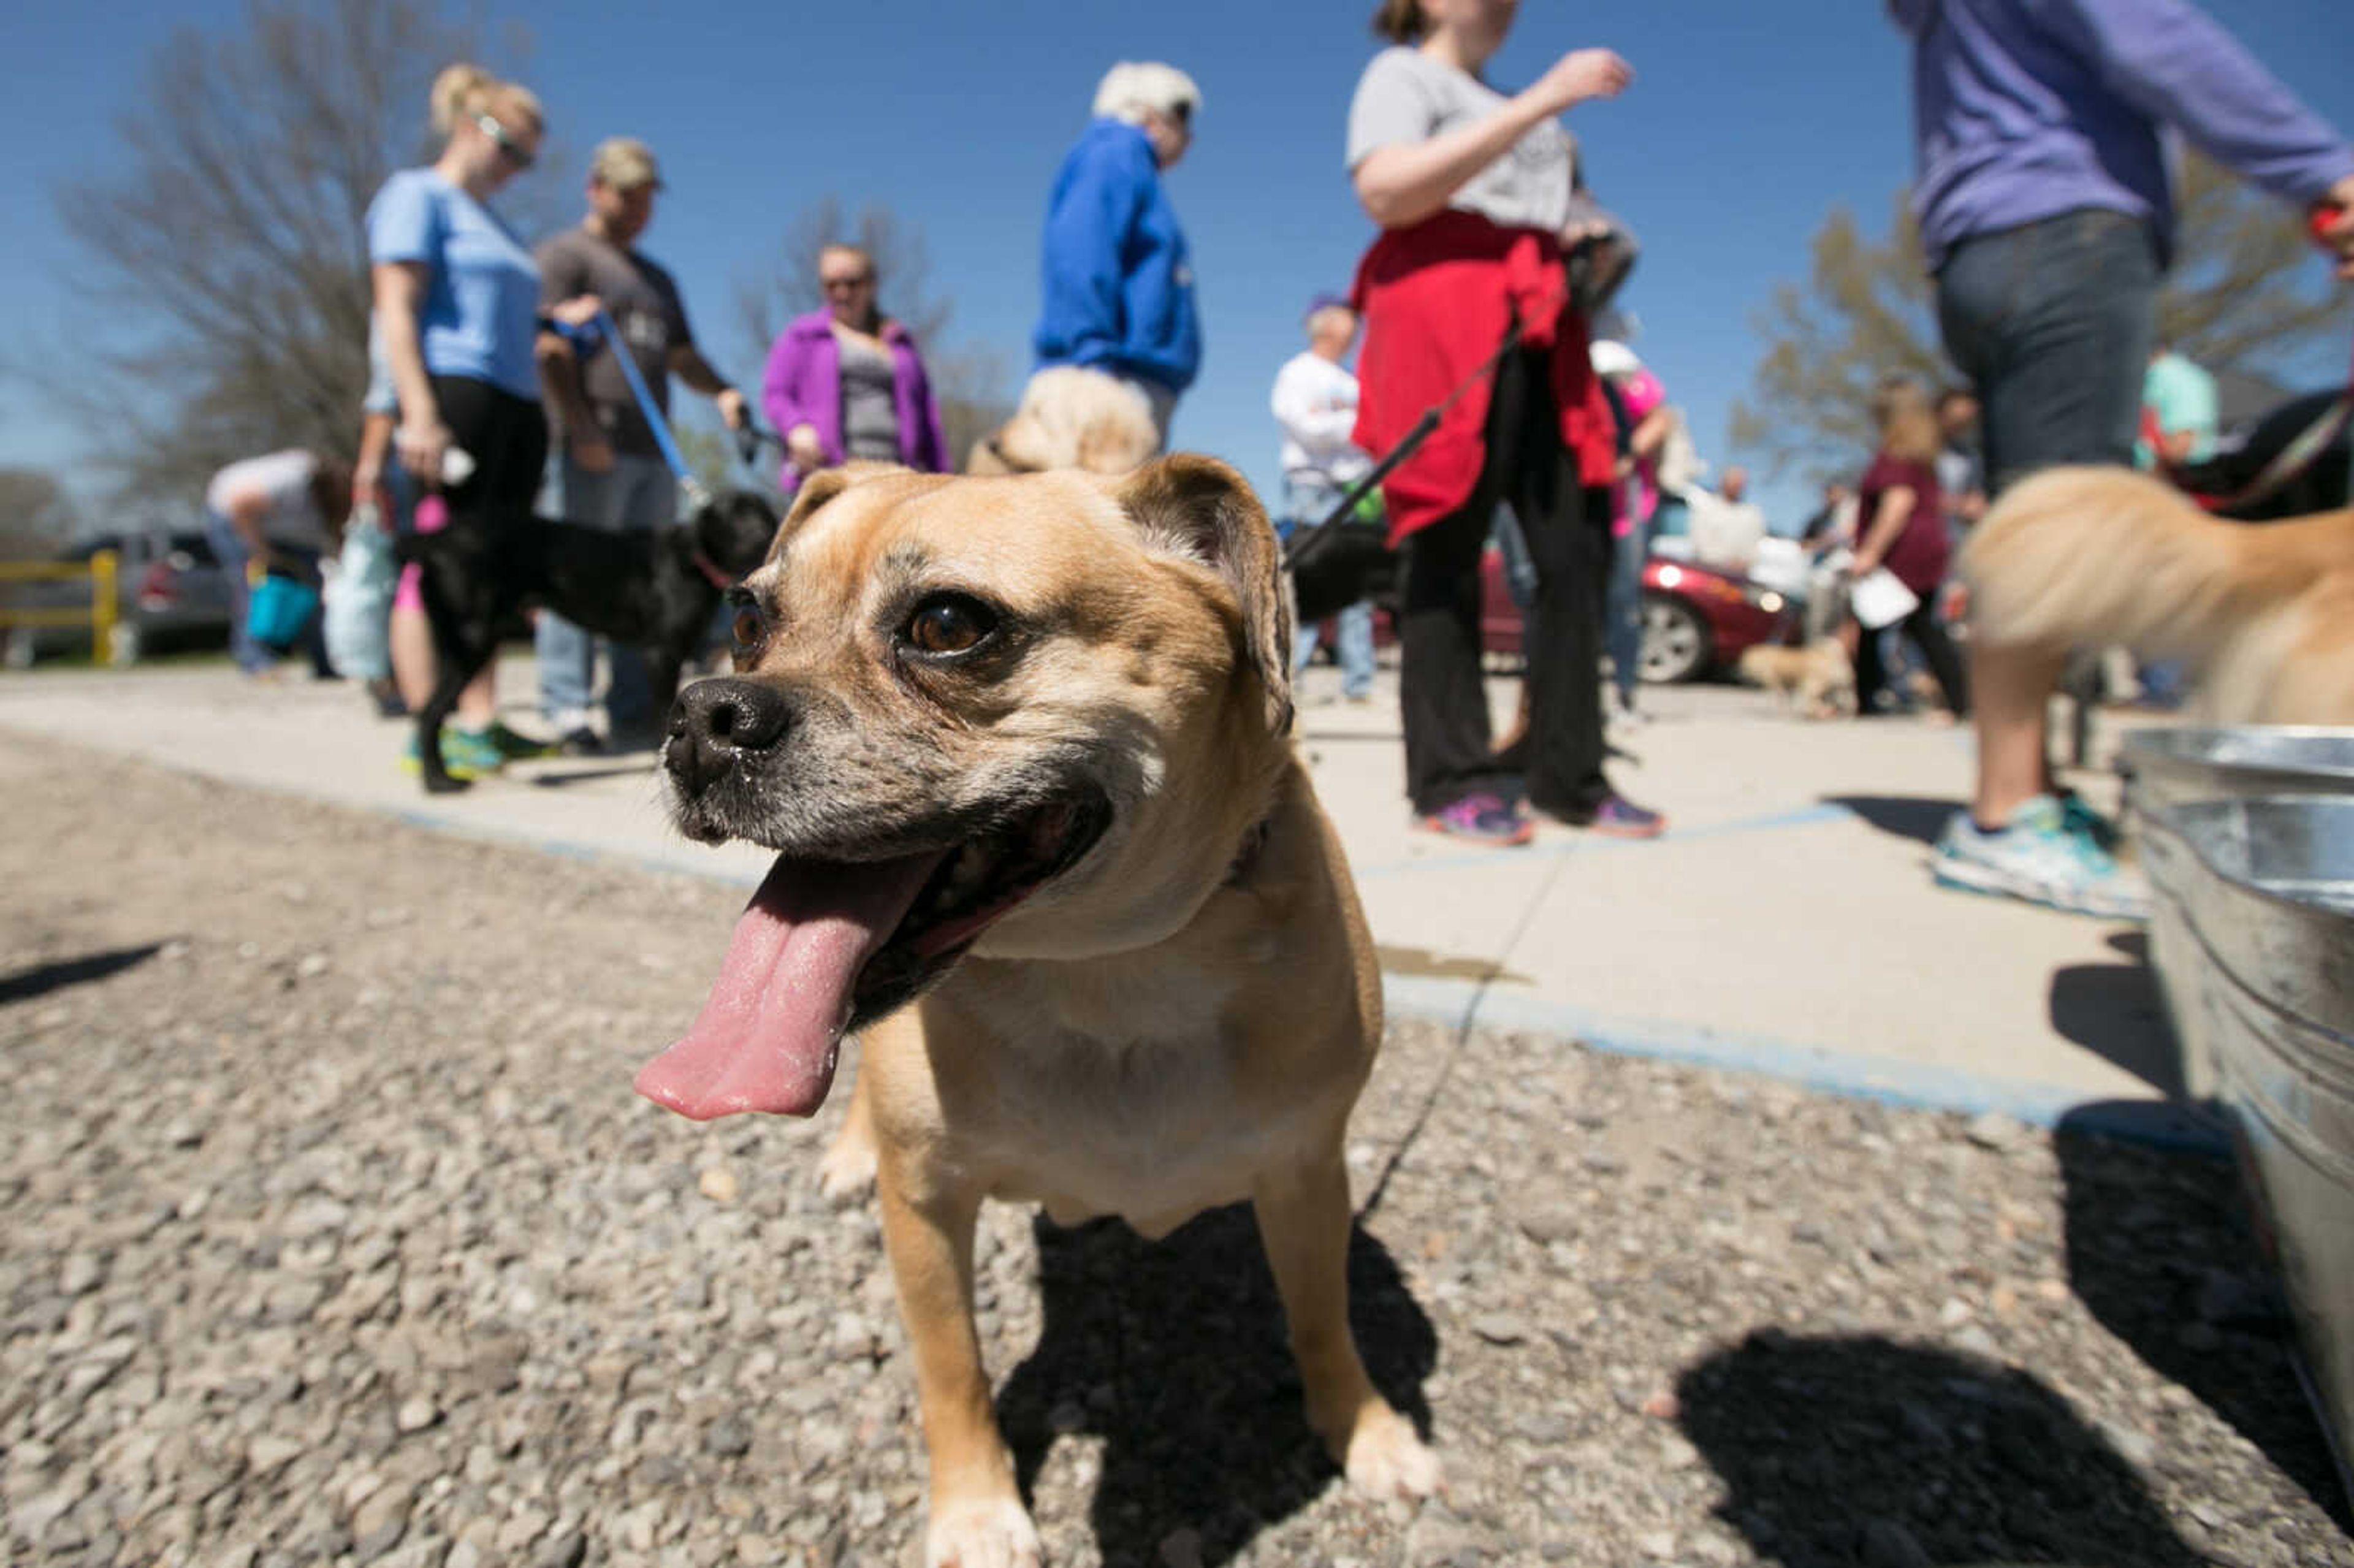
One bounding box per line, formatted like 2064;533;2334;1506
532;137;747;753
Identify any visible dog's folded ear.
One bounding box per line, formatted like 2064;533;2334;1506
775;463;905;558
1110;455;1295;737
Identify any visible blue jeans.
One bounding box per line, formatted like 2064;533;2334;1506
1935;209;2157;495
536;451;678;732
1605;511;1648;706
1282;475;1375;699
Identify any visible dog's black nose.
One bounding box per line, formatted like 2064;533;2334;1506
673;677;793;753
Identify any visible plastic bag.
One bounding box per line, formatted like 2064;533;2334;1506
322;499;396;679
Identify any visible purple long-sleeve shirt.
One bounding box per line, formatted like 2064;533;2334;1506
759;311;950;493
1892;0;2354;270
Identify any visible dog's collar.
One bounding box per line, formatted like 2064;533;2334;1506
688;547;736;593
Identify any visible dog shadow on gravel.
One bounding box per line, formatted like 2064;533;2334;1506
2054;1103;2349;1529
1678;1330;2206;1566
993;1206;1435;1566
0;942;163;1004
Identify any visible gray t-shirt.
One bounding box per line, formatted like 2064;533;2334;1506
1346;46;1577;234
536;226;694;457
837;333;900;463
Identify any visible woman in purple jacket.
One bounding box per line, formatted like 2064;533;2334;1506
760;244;950;492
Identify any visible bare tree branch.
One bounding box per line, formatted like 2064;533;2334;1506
17;0;550;514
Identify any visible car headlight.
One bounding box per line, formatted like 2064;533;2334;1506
1748;589;1786;614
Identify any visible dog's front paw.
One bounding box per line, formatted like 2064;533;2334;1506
815;1127;877;1204
926;1495;1042;1568
1340;1402;1442;1501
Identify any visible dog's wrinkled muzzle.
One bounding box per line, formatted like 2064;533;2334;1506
667;677;794;802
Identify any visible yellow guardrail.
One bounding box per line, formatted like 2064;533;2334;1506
0;550;120;666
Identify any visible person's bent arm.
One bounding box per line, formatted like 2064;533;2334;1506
1851;487;1916;577
373;262;446;485
1352;48;1632;229
2049;0;2354;219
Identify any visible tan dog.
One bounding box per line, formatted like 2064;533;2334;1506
966;365;1161;476
1965;465;2354;723
637;455;1439;1566
1737;637;1855;719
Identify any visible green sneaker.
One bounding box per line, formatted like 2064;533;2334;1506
483;721;557;760
398;726;506;780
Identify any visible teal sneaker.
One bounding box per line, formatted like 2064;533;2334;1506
399;726;506;780
1933;795;2147;919
2058;790;2124;853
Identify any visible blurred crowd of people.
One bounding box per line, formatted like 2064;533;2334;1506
191;0;2353;895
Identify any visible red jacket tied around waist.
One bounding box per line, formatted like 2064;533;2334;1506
1349;210;1618;547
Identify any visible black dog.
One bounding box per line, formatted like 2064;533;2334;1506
401;489;780;794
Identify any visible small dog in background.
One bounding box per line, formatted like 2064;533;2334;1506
966;365;1161;477
1739;638;1856;719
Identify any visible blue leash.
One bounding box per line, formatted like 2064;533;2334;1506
563;308;712;511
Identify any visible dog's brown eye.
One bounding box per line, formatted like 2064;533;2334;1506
730;607;766;653
905;596;996;656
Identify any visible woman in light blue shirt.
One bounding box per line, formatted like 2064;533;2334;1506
365;62;553;775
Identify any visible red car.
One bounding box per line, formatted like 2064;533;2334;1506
1305;547;1791;685
1474;549;1790;682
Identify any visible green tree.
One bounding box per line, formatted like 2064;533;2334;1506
27;0;555;513
734;196;1015;471
1731;152;2352;484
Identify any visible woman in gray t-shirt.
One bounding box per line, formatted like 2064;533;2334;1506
1345;0;1660;843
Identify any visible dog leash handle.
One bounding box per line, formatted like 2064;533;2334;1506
585;308;712;511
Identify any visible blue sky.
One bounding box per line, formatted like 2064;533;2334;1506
2;0;2348;532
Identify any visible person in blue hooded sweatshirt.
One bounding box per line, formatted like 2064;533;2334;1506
1887;0;2354;919
1031;61;1203;448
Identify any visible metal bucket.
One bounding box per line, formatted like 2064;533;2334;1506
2155;795;2354;1486
2122;728;2354;1097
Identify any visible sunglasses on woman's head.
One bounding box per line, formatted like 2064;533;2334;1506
475;112;535;170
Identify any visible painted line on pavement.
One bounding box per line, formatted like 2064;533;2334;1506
1379;973;2226;1153
1354;801;1857;880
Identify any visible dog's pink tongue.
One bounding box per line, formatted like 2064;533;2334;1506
635;850;942;1120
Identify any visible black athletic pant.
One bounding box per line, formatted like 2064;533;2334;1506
1400;346;1613;818
1856;594;1970;718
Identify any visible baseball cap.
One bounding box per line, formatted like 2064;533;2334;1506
590;137;663;191
1304;291;1352;322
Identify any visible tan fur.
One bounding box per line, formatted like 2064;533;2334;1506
1738;637;1855;719
1962;465;2354;723
964;365;1160;477
729;455;1434;1566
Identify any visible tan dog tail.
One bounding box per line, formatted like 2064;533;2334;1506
1962;465;2268;663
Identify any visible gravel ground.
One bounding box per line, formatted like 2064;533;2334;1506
2;733;2348;1568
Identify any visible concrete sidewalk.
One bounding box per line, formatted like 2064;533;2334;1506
0;655;2190;1132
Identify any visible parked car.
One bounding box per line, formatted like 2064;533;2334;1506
1472;544;1791;683
2;530;235;667
1300;541;1795;684
1635;556;1791;683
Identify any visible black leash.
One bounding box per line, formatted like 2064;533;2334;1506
1282;317;1528;573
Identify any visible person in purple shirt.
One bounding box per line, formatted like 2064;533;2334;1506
759;243;950;495
1889;0;2354;918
